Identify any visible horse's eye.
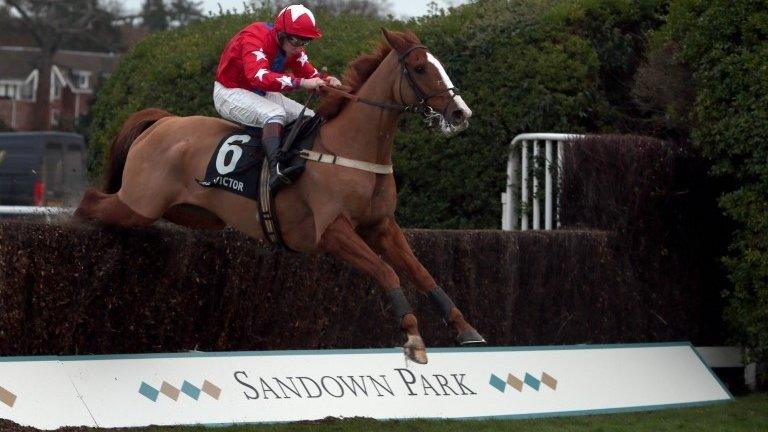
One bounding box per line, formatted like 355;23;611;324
414;65;426;74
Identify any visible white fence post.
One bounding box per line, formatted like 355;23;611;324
532;140;540;230
504;133;584;231
545;139;553;230
521;140;529;230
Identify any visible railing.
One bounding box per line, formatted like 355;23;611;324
501;133;584;230
0;206;75;218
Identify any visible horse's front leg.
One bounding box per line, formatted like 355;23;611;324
319;215;428;364
362;218;486;345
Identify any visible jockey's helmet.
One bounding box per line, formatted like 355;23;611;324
274;4;322;39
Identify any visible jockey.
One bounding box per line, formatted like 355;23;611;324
213;4;341;191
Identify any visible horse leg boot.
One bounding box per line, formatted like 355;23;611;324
319;215;428;364
362;218;486;345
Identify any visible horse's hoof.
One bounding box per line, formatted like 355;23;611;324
404;335;428;364
457;328;486;346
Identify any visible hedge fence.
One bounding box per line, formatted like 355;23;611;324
0;221;722;356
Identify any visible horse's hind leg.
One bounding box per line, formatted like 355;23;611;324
362;217;486;346
75;188;156;227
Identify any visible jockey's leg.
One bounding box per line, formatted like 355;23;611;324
261;121;292;192
264;92;316;190
212;82;293;192
362;218;486;345
319;214;428;364
264;91;315;123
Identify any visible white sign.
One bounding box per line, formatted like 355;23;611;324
0;343;731;429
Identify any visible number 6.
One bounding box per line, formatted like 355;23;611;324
215;134;250;174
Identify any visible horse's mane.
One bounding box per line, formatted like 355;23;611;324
315;30;420;120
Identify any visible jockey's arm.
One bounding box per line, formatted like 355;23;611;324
287;51;341;87
241;37;300;93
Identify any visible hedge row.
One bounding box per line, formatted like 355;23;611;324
0;220;724;356
641;0;768;364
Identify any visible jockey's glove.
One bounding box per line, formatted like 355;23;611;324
300;77;326;90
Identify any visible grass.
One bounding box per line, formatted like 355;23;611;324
108;393;767;432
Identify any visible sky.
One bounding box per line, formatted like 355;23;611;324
121;0;471;19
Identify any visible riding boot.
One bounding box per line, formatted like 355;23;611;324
262;122;291;192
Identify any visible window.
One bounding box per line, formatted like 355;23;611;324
19;82;34;100
52;79;62;100
72;70;91;90
63;145;85;203
44;142;64;203
50;109;61;128
0;84;16;99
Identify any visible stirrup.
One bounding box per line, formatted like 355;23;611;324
268;163;293;191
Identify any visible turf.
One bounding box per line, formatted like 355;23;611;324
63;393;766;432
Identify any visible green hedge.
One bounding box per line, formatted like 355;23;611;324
86;0;668;228
658;0;768;366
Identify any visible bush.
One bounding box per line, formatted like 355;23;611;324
660;0;768;365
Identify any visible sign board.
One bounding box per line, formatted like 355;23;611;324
0;343;732;429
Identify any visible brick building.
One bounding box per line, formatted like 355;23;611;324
0;46;120;131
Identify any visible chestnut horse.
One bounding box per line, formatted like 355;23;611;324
75;29;485;363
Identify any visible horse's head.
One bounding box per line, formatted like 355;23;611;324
382;28;472;136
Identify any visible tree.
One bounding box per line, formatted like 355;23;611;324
141;0;204;31
2;0;121;130
141;0;168;31
169;0;204;27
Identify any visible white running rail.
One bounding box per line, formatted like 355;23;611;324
0;206;75;216
502;133;584;230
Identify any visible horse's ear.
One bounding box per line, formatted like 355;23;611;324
404;29;422;44
381;27;408;53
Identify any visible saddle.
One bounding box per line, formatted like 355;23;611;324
197;115;323;250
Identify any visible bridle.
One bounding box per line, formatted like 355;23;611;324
320;45;461;123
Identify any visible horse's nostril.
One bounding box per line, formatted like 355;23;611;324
452;110;465;120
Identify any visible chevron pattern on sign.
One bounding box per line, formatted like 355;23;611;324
0;385;17;407
139;379;221;402
489;372;558;393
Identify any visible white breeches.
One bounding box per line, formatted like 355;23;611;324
213;81;314;127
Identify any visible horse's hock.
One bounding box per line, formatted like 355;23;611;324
0;220;719;356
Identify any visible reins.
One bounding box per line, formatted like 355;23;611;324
318;44;461;119
319;85;423;113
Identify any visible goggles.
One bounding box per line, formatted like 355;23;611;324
286;35;311;47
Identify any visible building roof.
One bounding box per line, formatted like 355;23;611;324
0;46;120;82
0;47;38;80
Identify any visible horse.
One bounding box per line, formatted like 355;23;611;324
75;28;485;364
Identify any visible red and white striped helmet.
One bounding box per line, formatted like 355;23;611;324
274;4;322;39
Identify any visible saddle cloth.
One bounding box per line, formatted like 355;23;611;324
196;115;323;201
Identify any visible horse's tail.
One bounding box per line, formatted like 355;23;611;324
102;108;174;193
